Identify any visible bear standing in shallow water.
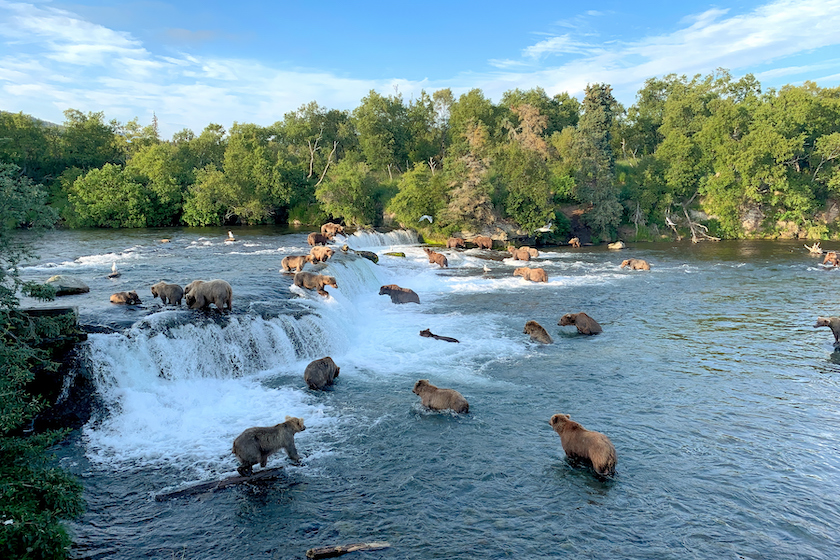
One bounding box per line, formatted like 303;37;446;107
549;413;616;477
232;416;305;476
412;379;469;413
304;357;340;390
814;316;840;344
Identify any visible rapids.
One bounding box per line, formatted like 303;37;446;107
16;227;840;559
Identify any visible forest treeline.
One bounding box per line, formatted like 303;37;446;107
3;68;840;242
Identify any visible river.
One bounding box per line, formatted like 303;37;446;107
17;227;840;559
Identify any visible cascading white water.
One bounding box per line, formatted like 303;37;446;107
339;228;419;249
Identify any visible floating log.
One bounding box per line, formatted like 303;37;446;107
306;541;391;559
154;467;284;501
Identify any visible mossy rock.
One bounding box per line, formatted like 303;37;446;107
384;252;406;257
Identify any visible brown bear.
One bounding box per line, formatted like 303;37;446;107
446;237;466;249
558;312;602;335
281;254;314;272
507;246;532;261
309;246;335;263
568;237;581;248
620;258;651;270
549;413;616;477
514;267;548;282
232;416;305;476
419;329;459;343
293;271;338;297
423;248;448;268
523;320;553;344
307;232;330;246
379;284;420;304
823;252;840;266
110;291;142;304
412;379;469;413
472;236;493;249
184;279;232;311
150;281;183;305
814;316;840;344
304;357;340;390
320;222;345;238
527;247;539;258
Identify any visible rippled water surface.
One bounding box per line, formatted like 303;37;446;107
19;228;840;559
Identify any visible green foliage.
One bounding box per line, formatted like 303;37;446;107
387;163;448;228
67;163;149;228
1;164;83;559
181;165;229;226
315;160;379;226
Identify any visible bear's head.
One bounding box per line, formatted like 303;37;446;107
550;413;571;430
127;291;141;304
379;285;393;295
413;379;431;395
324;276;338;289
284;416;305;433
815;317;834;328
523;320;542;334
151;284;160;297
419;329;432;338
559;314;577;326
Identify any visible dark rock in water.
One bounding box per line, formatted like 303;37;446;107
20;307;99;432
46;275;90;295
355;250;379;264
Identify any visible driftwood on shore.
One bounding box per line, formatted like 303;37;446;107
154;467;285;501
306;541;391;559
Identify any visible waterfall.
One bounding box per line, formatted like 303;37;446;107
340;228;419;250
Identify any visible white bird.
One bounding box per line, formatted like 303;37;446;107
418;215;433;223
107;262;121;278
483;264;491;273
225;230;236;242
536;221;553;233
112;262;117;273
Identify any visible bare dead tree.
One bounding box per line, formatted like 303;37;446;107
306;126;324;178
428;157;437;175
314;141;338;188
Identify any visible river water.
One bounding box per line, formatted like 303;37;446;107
17;227;840;559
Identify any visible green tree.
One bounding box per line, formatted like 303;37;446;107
67;163;149;228
126;142;187;226
352;91;409;176
387;163;448;228
575;83;623;239
181;165;229;226
315;160;378;226
0;163;84;559
59;110;120;170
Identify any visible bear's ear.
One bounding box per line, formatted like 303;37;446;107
285;415;292;421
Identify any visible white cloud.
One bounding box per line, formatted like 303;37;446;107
1;0;839;138
505;0;840;103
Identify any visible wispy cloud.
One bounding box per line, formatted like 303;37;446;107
495;0;840;103
0;0;839;138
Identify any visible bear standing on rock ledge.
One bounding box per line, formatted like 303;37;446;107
293;271;338;297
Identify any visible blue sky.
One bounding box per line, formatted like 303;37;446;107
1;0;839;138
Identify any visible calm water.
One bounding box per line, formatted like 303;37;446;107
18;228;840;559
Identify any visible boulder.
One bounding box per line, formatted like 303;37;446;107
46;275;90;296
